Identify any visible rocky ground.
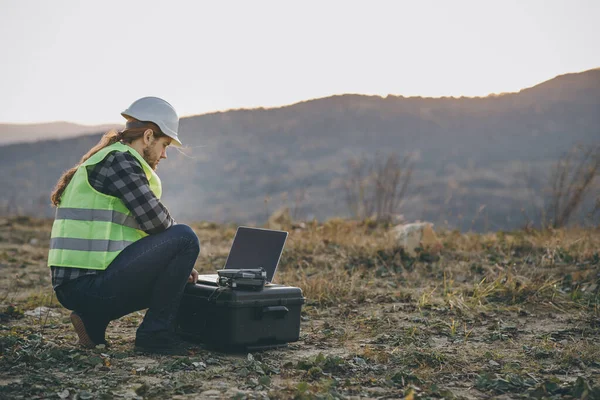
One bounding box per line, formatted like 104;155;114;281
0;216;599;399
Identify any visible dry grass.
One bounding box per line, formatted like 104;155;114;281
0;216;598;399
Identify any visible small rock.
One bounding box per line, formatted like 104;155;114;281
29;238;39;245
489;360;500;367
57;389;69;399
192;361;206;369
135;383;149;396
78;391;93;400
129;357;158;370
199;389;221;397
353;357;367;367
225;388;249;398
391;222;442;257
24;306;61;318
367;387;388;394
258;376;271;387
214;381;230;389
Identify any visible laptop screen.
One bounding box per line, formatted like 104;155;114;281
224;226;288;282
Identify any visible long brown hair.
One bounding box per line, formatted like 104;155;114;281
50;120;167;206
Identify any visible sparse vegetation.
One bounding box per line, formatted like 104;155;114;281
522;144;600;229
546;145;600;228
343;152;413;223
0;216;599;399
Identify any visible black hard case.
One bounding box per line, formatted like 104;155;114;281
177;282;305;349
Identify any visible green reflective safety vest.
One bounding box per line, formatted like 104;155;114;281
47;142;162;270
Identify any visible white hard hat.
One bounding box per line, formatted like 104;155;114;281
121;96;182;146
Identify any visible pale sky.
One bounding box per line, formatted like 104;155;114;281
1;0;599;124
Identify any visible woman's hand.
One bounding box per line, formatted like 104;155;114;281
188;269;199;283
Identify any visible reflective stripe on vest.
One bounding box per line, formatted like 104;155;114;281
48;142;162;270
50;237;134;252
55;207;141;230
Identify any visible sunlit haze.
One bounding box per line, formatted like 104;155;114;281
1;0;599;124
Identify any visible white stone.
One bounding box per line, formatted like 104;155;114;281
24;306;61;318
199;389;221;397
391;221;441;257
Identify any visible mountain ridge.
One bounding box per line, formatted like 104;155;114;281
1;68;598;231
2;67;597;131
0;121;121;146
184;67;600;118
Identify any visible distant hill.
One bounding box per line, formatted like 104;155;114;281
0;122;121;145
1;69;598;232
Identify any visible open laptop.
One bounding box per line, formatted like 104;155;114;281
196;226;288;285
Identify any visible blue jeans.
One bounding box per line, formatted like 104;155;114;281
55;224;200;336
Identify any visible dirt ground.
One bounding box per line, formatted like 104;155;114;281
1;217;599;399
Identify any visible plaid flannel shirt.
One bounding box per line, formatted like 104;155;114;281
51;150;175;288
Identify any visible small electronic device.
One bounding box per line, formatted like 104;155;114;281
217;268;267;290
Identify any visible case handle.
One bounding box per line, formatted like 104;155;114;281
260;305;289;319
